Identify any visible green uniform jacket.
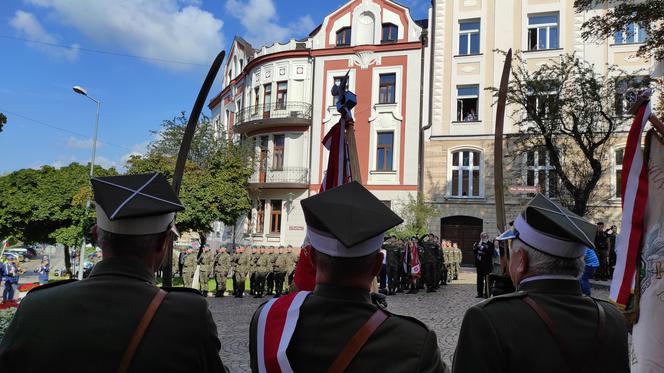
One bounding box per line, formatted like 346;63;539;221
453;279;629;373
183;253;197;273
214;253;231;274
199;250;214;273
249;284;447;373
237;253;252;276
275;254;291;272
0;257;227;373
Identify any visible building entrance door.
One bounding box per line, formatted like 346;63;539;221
440;216;483;265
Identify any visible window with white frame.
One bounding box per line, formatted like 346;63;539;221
524;149;557;197
379;73;397;104
450;150;482;197
614;148;624;199
459;20;480;55
456;85;479;122
528;14;559;51
615;22;647;44
336;27;351;46
381;23;398;43
375;132;394;171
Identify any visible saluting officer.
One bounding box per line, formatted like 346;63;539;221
0;172;227;372
249;182;446;372
453;194;629;373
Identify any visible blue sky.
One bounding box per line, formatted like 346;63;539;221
0;0;428;174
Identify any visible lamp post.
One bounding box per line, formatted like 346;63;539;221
73;85;100;280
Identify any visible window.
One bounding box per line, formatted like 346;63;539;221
382;23;398;43
263;84;272;116
273;134;285;171
270;200;282;234
459;20;480;55
528;14;559;51
450;150;481;197
276;81;287;110
456;85;479;121
524;150;557;197
615;22;647;44
615;76;650;116
527;93;557;119
614;148;624;199
253;87;260;113
379;73;397;104
336;27;351;46
256;199;265;233
259;136;269;182
376;132;394;171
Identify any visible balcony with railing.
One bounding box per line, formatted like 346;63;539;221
234;101;312;135
249;167;309;189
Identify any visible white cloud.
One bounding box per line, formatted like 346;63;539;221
120;141;150;165
66;136;103;150
224;0;315;47
21;0;225;70
9;10;80;60
93;156;118;169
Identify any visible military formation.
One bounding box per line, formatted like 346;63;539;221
176;245;300;298
382;234;462;295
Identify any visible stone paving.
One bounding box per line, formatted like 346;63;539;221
208;269;609;372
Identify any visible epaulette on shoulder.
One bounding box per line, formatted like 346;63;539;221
383;309;431;331
479;291;528;307
161;287;202;296
27;279;78;295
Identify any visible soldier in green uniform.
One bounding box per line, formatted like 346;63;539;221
249;182;446;372
453;194;628;373
265;246;277;295
254;247;270;298
249;246;260;295
285;245;298;290
171;248;180;278
274;246;291;296
213;247;231;297
0;172;227;372
233;247;249;298
198;245;214;296
385;236;401;295
453;243;462;280
182;247;197;288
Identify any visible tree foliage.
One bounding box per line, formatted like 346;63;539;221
389;193;438;239
491;52;641;215
0;113;6;133
575;0;664;60
126;113;254;243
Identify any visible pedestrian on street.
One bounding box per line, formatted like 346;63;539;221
473;232;494;298
0;172;228;372
37;258;50;285
594;222;610;280
2;259;18;303
453;194;629;373
580;247;599;296
249;181;446;372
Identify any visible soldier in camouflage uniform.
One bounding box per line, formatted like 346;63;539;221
171;248;180;278
274;246;291;296
182;248;197;288
249;246;260;295
234;247;251;298
197;245;214;296
254;247;269;298
265;246;278;295
213;247;231;297
285;246;298;289
442;241;453;284
384;236;401;295
453;243;462;280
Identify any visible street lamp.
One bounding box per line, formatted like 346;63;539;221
73;85;101;280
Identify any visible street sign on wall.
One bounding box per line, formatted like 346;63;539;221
508;185;540;194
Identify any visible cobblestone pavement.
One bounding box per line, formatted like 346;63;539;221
208;269;609;372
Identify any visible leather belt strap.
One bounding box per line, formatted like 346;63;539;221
522;296;607;373
327;309;388;373
117;289;168;373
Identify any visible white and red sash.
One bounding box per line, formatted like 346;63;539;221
256;291;311;373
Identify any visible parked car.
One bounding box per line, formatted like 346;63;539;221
4;249;26;262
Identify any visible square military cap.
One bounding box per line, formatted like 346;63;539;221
91;172;184;235
497;194;596;258
301;181;403;257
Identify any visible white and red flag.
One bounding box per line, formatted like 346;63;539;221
320;118;352;192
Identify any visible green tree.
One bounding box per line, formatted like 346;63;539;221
126;113;254;245
0;163;117;276
389;193;438;239
0;113;6;133
575;0;664;60
491;52;641;215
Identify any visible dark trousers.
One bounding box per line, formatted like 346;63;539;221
423;263;436;290
3;281;15;302
476;270;487;297
598;251;609;280
387;266;399;293
379;264;387;289
254;274;265;296
274;271;285;296
250;273;256;294
266;272;274;294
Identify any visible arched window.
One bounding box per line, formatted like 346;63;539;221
336;27;351;46
613;148;624;199
450;149;482;197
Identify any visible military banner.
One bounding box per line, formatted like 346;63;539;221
632;130;664;372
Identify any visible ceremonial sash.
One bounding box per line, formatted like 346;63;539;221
257;291;311;373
